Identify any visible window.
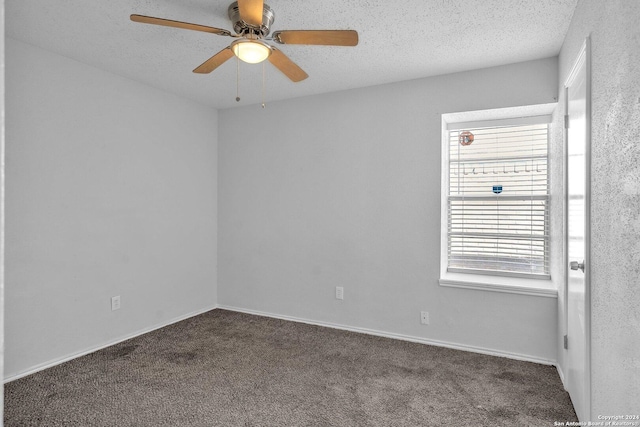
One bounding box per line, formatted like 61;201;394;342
445;116;550;279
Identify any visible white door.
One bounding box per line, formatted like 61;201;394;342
565;39;591;421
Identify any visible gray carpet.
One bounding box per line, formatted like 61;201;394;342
5;309;577;426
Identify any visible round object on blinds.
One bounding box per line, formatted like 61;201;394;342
459;131;474;146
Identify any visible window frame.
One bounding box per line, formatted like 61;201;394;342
439;107;557;297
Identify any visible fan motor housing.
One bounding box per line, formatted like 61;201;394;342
228;1;275;37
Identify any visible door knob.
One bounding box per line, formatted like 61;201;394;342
570;260;585;272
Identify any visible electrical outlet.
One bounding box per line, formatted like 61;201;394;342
420;311;429;325
335;286;344;300
111;295;121;311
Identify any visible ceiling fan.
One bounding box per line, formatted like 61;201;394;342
131;0;359;83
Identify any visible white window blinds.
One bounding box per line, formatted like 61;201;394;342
447;121;550;278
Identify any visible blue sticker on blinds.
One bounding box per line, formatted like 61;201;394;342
492;185;503;194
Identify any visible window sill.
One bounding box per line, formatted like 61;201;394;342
439;272;557;298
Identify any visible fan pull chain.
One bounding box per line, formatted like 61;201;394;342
261;61;266;108
235;56;240;102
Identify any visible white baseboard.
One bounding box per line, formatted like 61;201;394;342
3;305;217;383
556;363;567;390
216;304;557;366
5;303;559;383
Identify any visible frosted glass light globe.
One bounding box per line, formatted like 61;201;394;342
232;40;271;64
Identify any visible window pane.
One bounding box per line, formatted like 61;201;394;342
447;123;549;277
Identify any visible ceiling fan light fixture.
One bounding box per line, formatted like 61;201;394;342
231;39;272;64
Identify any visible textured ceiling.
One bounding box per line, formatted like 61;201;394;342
6;0;578;109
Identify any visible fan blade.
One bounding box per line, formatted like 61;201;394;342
130;14;232;37
193;47;235;74
273;30;358;46
237;0;264;28
268;48;308;82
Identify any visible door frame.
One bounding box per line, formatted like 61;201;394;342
563;36;592;420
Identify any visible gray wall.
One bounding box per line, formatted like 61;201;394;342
558;0;640;416
5;39;218;379
218;57;561;362
1;0;5;418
